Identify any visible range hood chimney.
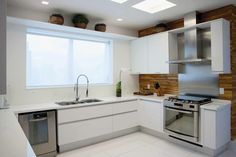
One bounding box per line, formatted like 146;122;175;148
168;12;210;64
184;12;199;59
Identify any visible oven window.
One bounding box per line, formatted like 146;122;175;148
165;107;196;137
29;115;49;145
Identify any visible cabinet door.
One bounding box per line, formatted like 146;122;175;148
112;100;138;114
113;112;138;132
131;37;148;74
58;116;112;145
148;32;169;74
0;0;6;94
58;104;112;124
211;20;230;73
200;106;231;149
139;100;164;133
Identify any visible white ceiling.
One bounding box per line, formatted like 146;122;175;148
7;0;236;30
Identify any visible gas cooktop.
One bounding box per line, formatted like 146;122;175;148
164;95;212;112
167;95;211;105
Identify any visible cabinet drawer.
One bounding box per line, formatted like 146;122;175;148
58;104;112;124
58;116;112;145
113;111;138;132
112;101;138;114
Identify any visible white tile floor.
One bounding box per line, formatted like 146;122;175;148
57;132;236;157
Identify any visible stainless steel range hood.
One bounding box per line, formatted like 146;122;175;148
168;12;211;64
177;12;219;98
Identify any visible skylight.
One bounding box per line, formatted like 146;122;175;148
132;0;176;14
110;0;129;4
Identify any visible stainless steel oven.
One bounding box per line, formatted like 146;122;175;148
164;96;211;143
164;106;199;142
18;110;57;157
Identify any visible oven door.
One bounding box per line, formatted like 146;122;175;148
164;107;199;142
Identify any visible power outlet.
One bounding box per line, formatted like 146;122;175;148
219;88;224;95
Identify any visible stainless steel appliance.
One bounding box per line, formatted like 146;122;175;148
164;96;211;143
18;110;57;157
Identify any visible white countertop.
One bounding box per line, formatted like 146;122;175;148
201;99;231;111
11;95;169;114
0;95;231;157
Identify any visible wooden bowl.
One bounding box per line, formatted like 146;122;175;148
49;14;64;25
95;24;106;32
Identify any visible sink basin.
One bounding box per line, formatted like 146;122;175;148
79;99;103;103
56;99;103;106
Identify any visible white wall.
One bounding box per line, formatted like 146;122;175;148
7;23;138;105
7;5;137;37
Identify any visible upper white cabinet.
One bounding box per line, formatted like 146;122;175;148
211;20;231;73
0;0;6;94
131;37;149;74
131;32;177;74
138;100;164;133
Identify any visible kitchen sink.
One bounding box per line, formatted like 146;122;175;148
56;99;103;106
79;99;103;103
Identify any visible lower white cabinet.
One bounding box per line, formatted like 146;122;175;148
112;101;138;114
113;111;138;132
138;100;164;133
57;105;113;124
58;100;139;146
200;105;231;150
58;116;112;145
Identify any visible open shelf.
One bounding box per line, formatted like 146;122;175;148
7;16;138;41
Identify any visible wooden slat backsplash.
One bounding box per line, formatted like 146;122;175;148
138;5;236;139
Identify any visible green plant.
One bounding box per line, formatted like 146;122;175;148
72;14;89;24
116;81;122;97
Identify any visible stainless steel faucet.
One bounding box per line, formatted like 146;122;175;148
74;74;89;101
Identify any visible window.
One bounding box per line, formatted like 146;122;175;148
26;31;113;88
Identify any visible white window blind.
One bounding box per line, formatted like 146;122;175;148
26;31;113;88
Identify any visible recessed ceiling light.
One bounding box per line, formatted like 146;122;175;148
110;0;128;4
41;1;49;5
117;18;123;21
132;0;176;14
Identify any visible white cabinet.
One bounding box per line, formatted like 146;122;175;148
58;116;112;145
131;37;148;74
58;100;139;147
131;32;177;74
148;32;177;74
112;101;138;114
138;100;164;133
0;0;6;94
113;112;138;132
211;19;231;73
57;105;112;124
112;100;138;132
200;104;231;150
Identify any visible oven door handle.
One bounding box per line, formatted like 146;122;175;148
165;107;193;114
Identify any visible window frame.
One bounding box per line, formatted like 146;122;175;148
26;28;113;89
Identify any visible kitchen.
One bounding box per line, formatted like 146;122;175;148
0;0;236;157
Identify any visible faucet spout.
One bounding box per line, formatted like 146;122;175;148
75;74;89;101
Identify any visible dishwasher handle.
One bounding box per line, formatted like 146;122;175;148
29;112;48;122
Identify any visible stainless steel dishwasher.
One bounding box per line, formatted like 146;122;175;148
18;110;57;157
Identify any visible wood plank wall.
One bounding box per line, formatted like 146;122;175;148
138;5;236;139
